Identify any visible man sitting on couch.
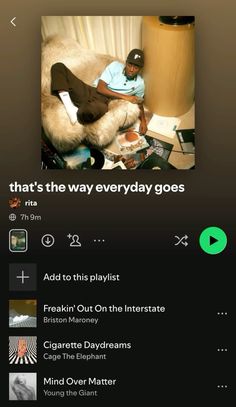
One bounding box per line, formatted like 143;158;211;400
51;48;147;134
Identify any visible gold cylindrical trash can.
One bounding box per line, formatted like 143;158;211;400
142;16;195;117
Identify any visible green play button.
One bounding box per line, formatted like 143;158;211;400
199;226;227;255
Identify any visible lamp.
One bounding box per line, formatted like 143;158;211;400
142;16;195;116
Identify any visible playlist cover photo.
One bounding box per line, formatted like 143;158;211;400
41;16;195;170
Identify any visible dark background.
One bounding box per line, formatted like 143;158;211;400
0;0;235;405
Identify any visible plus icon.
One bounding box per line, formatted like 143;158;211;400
9;263;37;291
16;270;30;284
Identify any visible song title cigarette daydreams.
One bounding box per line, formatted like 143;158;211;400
9;181;185;195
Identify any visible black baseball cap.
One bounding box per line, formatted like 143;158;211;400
126;49;144;67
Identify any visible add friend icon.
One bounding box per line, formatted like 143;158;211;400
67;234;82;247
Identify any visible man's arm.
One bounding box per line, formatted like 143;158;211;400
97;80;141;104
138;103;148;135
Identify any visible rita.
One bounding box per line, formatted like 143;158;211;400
25;200;37;206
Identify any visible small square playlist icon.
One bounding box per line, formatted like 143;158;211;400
9;264;37;291
9;229;28;253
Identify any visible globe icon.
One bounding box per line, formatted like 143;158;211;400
9;213;17;221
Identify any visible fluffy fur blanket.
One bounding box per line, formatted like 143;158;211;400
41;35;140;152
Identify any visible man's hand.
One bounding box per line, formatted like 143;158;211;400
125;95;141;104
139;120;148;135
